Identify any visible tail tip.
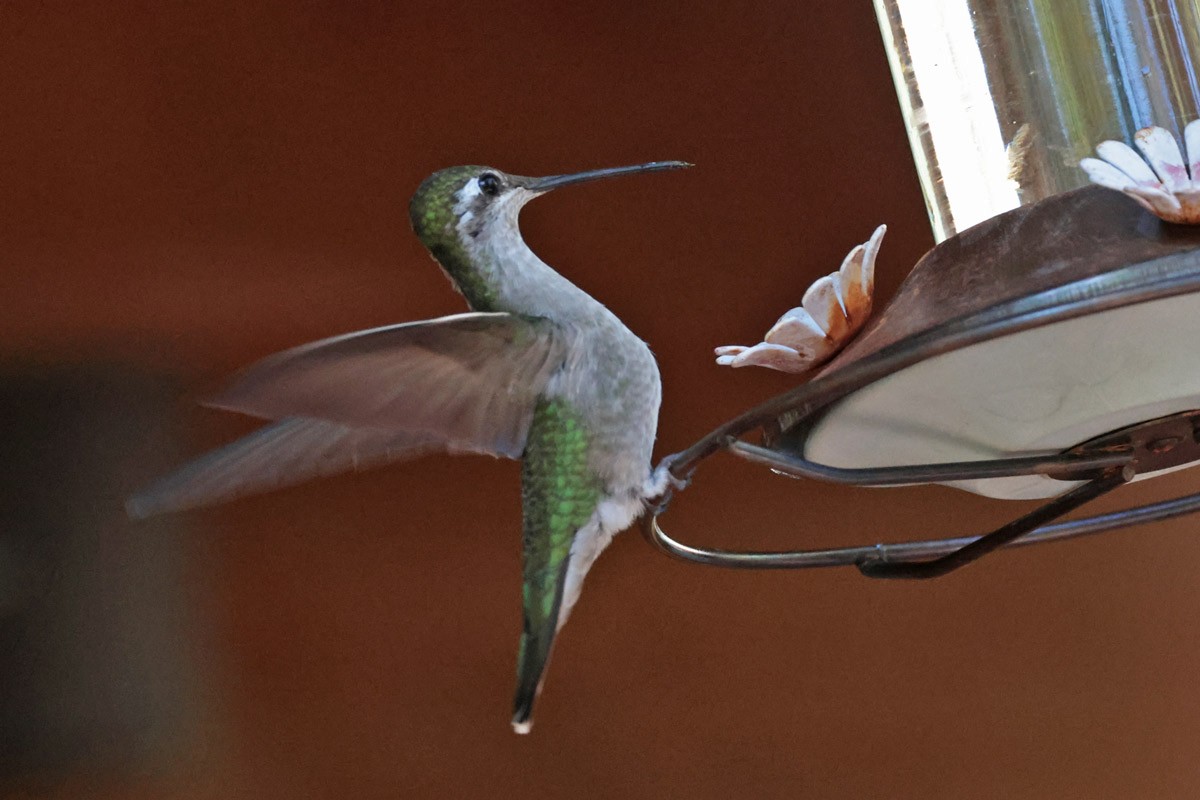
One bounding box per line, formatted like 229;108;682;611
511;719;533;735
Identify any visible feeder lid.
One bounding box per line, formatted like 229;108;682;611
772;186;1200;500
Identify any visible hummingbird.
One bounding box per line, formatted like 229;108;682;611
128;160;690;733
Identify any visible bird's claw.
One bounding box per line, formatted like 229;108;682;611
1081;120;1200;224
644;456;693;513
714;225;886;374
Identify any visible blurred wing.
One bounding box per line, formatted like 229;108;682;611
128;312;567;518
209;312;566;458
127;417;440;518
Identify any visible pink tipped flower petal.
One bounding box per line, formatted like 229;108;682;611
835;245;864;307
860;224;885;296
837;224;885;330
764;306;824;342
763;316;825;359
1186;119;1200;179
1135;126;1189;191
714;227;885;374
724;342;813;372
801;275;848;343
1083;120;1200;225
1096;140;1160;184
1081;157;1135;191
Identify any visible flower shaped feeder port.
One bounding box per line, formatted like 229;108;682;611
646;127;1200;579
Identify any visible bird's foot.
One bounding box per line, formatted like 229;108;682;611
646;458;691;495
1081;120;1200;224
714;225;886;374
644;456;693;513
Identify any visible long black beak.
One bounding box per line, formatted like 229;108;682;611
525;161;692;193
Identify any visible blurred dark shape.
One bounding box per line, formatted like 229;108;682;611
0;361;198;789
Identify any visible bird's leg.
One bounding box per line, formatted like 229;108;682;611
644;453;694;514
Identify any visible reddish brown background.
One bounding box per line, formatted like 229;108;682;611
5;2;1200;798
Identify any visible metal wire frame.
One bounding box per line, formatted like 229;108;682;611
642;249;1200;578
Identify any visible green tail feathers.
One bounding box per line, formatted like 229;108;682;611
512;398;602;733
511;560;569;733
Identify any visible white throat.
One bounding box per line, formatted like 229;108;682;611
448;176;612;325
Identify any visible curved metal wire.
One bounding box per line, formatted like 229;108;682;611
644;478;1200;572
645;413;1200;577
727;440;1132;484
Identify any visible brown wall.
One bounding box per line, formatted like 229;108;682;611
5;2;1200;798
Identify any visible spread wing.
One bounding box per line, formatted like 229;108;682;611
127;418;440;519
128;312;566;518
209;312;566;457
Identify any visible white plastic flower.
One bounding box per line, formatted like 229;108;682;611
1080;121;1200;224
714;225;885;373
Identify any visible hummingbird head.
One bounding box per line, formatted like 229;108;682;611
409;162;691;253
408;161;690;308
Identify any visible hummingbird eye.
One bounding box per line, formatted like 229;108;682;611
477;172;502;197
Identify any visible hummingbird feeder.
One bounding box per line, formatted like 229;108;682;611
645;0;1200;578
